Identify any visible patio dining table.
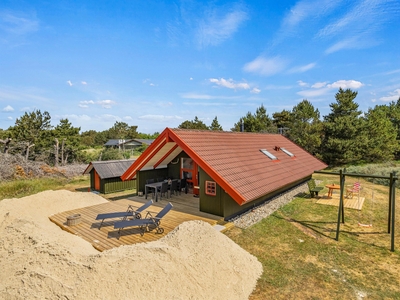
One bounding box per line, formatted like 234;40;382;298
325;184;340;198
145;182;163;202
145;180;178;202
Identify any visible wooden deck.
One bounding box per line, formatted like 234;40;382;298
49;193;222;252
316;193;365;210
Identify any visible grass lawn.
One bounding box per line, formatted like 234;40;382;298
225;174;400;299
1;172;399;299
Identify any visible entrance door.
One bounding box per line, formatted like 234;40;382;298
181;157;198;195
94;170;100;191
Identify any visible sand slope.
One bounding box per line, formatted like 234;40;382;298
0;190;262;299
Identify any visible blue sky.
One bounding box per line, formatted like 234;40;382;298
1;0;400;134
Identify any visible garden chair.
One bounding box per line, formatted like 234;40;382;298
346;182;361;199
95;200;153;229
114;202;173;238
307;179;323;198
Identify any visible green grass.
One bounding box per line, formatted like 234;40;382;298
225;173;400;299
1;164;399;299
0;176;90;200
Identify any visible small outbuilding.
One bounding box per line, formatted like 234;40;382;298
121;128;328;219
83;159;136;194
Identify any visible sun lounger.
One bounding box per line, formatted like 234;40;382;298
95;200;153;229
114;202;173;238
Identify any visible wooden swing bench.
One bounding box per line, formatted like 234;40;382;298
307;179;324;198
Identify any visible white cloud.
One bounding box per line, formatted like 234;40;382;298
243;56;287;76
297;80;309;87
327;80;363;89
209;78;250;90
180;93;240;100
325;37;360;54
79;100;95;108
379;89;400;102
7;116;12;120
54;114;91;122
2;105;14;112
250;88;261;94
318;0;399;53
81;100;95;104
190;77;193;80
298;79;364;98
0;12;39;35
139;115;183;122
196;5;248;48
288;62;316;73
123;116;133;121
311;82;327;89
81;81;87;85
67;80;73;86
97;99;116;109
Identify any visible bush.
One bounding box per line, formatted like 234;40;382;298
334;162;400;187
100;148;124;161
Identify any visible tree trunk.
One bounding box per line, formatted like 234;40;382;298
54;138;59;167
0;138;12;154
61;138;66;165
64;152;69;165
25;142;35;161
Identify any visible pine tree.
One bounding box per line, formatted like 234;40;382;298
10;110;52;160
209;116;223;131
178;116;209;130
232;104;273;132
287;100;323;156
321;88;365;166
53;119;81;165
362;105;398;162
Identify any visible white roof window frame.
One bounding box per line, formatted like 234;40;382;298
280;147;295;157
260;149;278;160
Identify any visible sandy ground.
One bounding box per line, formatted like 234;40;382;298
0;190;262;299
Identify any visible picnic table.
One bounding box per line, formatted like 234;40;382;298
325;184;340;198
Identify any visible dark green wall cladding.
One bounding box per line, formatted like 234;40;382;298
89;170;136;194
222;176;312;219
198;168;224;216
102;177;136;194
136;169;169;195
136;151;189;195
197;167;312;219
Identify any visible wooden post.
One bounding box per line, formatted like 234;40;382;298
388;172;393;234
391;172;396;252
335;169;345;241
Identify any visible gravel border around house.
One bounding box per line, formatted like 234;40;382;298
229;182;311;228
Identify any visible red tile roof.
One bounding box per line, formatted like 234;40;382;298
121;128;327;205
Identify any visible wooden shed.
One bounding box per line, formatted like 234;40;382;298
120;128;328;220
83;159;136;194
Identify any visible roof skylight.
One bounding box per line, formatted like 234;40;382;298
260;149;278;160
280;147;294;157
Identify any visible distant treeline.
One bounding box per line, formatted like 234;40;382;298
1;88;400;167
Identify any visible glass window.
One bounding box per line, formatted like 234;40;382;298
280;147;294;157
260;149;278;160
182;158;193;169
205;181;216;196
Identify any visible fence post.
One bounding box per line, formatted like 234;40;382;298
388;173;393;234
391;172;396;252
335;169;345;241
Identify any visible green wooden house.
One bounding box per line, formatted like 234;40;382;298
83;159;136;194
121;128;327;219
